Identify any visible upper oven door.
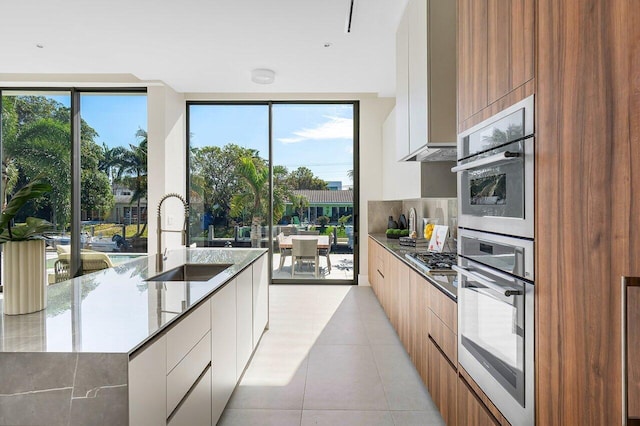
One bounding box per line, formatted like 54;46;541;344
454;96;534;239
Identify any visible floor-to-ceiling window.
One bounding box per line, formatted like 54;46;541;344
187;103;270;246
186;101;358;284
0;89;147;288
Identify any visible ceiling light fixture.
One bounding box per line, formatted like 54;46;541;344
251;69;275;85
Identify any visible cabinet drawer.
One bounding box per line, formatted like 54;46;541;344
167;365;212;426
167;331;211;417
429;284;457;333
428;309;457;365
166;300;211;373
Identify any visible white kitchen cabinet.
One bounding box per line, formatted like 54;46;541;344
129;335;167;426
167;365;212;426
396;0;457;160
396;7;410;160
211;278;237;424
236;267;253;381
166;332;211;417
252;254;268;348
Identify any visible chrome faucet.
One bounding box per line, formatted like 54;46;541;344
156;193;190;271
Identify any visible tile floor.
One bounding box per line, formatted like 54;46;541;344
271;253;355;281
219;285;445;426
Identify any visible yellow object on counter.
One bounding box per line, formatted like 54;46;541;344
424;223;435;240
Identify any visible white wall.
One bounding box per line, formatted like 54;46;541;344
147;85;187;254
185;92;394;284
381;107;421;200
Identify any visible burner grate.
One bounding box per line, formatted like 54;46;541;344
405;252;457;273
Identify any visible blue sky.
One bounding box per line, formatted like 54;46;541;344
47;93;147;148
189;103;354;186
42;95;353;186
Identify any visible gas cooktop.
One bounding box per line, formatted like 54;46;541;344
404;251;458;274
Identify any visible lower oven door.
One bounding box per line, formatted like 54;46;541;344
454;259;534;426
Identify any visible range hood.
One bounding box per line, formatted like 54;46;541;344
405;143;457;162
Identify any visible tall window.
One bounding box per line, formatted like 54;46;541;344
0;89;147;287
80;93;148;254
188;103;269;246
187;101;357;284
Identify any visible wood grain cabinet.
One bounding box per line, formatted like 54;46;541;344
428;338;458;426
458;0;534;130
457;374;501;426
396;0;457;160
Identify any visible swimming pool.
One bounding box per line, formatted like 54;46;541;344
46;253;145;269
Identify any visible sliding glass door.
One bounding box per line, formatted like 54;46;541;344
271;103;355;282
186;101;358;284
0;89;147;287
187;103;270;247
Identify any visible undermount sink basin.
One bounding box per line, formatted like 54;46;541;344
146;263;233;282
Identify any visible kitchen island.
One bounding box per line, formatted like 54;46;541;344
0;247;269;426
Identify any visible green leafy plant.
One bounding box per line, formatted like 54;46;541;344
0;178;53;243
317;216;330;226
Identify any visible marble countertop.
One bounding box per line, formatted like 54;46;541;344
369;234;457;300
0;248;267;354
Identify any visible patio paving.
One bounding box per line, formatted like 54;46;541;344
272;253;354;281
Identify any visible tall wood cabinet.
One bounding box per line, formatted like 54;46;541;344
457;0;640;423
457;0;534;132
536;1;640;424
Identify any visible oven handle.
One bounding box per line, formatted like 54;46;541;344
451;151;521;173
452;265;523;297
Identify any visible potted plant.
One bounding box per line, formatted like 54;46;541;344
0;178;53;315
317;215;330;232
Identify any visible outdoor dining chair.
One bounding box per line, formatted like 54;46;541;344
291;238;318;278
277;232;291;271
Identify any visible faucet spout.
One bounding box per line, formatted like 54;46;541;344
156;193;190;271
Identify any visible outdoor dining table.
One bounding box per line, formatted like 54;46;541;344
277;234;330;250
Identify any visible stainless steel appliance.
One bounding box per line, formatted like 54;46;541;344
454;228;534;426
404;251;457;274
452;96;534;238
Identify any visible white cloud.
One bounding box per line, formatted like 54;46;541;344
277;116;353;144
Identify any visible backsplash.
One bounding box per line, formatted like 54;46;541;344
368;198;458;238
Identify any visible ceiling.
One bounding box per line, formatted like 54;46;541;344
0;0;408;96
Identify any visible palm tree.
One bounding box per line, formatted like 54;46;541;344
113;129;148;237
290;194;309;223
2;118;70;229
230;157;269;247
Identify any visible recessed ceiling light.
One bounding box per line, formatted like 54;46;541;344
36;44;44;49
251;69;275;85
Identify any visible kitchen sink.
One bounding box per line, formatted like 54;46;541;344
146;263;233;282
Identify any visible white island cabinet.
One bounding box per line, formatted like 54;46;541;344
0;248;268;426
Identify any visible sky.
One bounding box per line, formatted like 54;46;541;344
189;103;354;186
46;93;147;148
36;94;353;186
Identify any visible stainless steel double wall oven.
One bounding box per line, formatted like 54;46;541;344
453;96;535;426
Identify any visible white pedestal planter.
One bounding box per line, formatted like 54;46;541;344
3;240;47;315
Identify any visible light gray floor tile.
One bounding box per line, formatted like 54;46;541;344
218;409;302;426
304;344;388;410
315;310;369;345
227;356;308;410
361;314;402;345
301;409;394;426
390;410;446;426
371;344;436;411
219;285;443;425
